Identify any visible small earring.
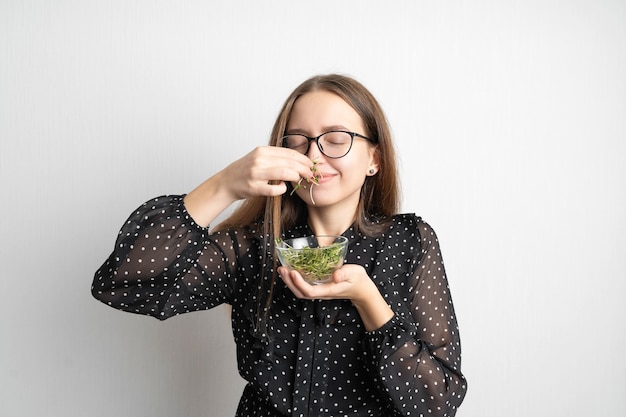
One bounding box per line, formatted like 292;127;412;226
369;168;376;175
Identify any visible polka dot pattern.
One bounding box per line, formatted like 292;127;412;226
92;195;467;416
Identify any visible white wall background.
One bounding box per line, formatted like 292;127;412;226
1;1;625;416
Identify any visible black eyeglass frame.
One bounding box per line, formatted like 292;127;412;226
280;130;376;159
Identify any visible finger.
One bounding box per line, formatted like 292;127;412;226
268;148;320;181
331;269;345;284
256;146;314;171
267;166;308;184
250;157;313;189
274;146;317;167
278;268;305;299
256;180;288;197
289;272;335;300
286;270;331;300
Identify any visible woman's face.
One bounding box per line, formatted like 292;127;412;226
286;90;378;211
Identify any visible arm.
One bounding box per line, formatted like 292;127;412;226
184;146;316;227
363;219;467;416
91;195;238;319
92;146;315;318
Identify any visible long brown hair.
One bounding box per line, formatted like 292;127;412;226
215;74;400;338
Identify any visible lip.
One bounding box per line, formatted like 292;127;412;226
314;172;336;184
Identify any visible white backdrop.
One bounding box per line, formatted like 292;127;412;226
1;1;625;416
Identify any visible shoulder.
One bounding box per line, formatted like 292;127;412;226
387;213;440;244
388;213;427;233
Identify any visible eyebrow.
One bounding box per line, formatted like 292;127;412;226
285;125;351;135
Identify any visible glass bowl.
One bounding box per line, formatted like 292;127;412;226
275;235;348;285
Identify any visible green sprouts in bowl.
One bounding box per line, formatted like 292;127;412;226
275;235;348;285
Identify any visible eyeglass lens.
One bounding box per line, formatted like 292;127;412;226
283;131;353;158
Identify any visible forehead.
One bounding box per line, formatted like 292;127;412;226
287;90;364;132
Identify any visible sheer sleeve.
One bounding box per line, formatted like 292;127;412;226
91;195;241;320
363;218;467;416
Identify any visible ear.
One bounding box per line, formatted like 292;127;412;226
367;145;380;176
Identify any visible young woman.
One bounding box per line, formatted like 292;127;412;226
92;74;467;416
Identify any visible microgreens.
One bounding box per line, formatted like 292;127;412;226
275;237;346;284
290;158;321;205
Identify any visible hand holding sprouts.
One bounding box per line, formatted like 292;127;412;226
290;159;321;205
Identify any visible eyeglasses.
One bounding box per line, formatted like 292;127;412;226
281;130;375;159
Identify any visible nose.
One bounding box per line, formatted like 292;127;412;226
306;137;323;160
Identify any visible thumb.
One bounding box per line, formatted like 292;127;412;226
332;266;350;283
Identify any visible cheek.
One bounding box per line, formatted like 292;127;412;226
334;156;369;180
347;147;374;171
325;143;373;176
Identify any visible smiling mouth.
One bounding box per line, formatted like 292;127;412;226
316;172;333;176
313;173;334;184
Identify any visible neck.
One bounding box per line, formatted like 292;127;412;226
307;203;357;236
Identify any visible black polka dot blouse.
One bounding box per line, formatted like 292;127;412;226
92;195;467;416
